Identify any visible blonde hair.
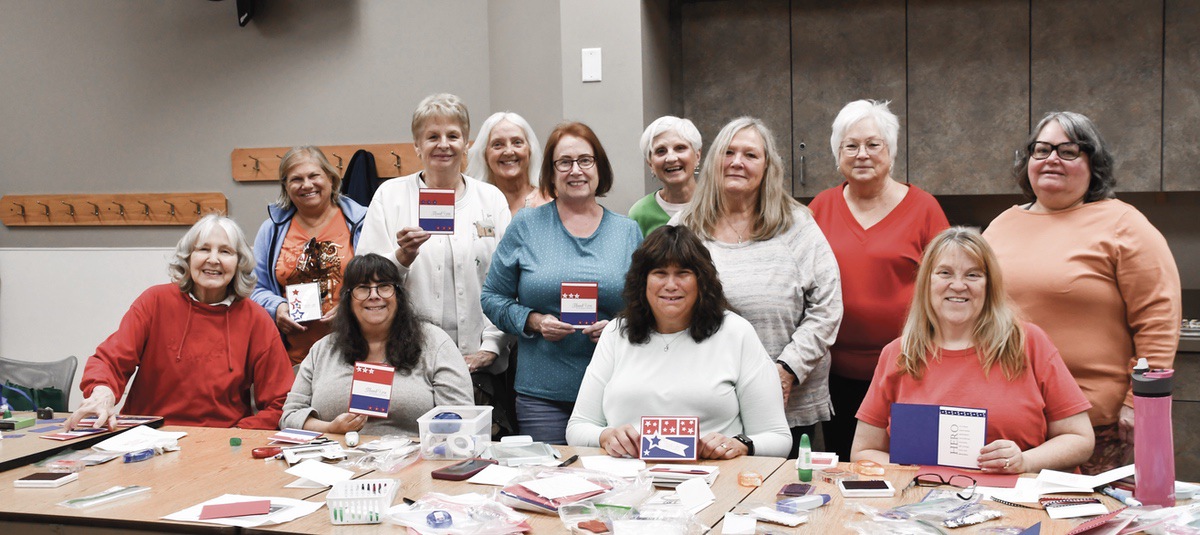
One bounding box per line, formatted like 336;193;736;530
899;226;1026;380
678;117;804;241
276;146;342;211
411;93;470;141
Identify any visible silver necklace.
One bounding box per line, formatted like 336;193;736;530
724;218;747;244
661;330;688;351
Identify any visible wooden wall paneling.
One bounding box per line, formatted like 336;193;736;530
790;0;907;197
1164;0;1200;191
1;192;227;227
680;0;793;190
1031;0;1163;192
907;0;1028;195
231;143;420;182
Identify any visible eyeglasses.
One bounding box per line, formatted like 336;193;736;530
351;284;396;301
1028;141;1084;161
553;155;597;172
839;139;887;156
910;473;977;500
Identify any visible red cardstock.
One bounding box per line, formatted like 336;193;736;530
199;499;271;520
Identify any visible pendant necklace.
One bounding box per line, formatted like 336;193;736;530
724;217;747;244
661;330;688;351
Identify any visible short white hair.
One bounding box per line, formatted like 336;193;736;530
830;99;900;165
167;214;256;300
465;111;542;187
639;116;703;161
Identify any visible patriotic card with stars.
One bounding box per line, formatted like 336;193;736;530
560;282;598;328
348;362;395;418
640;416;699;461
285;282;322;323
418;188;456;234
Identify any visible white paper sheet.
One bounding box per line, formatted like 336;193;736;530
581;455;646;478
284;477;327;489
721;513;757;534
673;477;716;513
466;464;522;486
91;425;188;453
1035;464;1135;494
284;459;353;487
518;474;604;500
162;494;324;527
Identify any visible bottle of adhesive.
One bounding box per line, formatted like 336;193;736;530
797;433;812;482
1132;357;1175;507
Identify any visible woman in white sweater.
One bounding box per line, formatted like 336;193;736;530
566;225;791;458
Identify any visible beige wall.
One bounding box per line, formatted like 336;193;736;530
487;0;564;150
0;0;491;248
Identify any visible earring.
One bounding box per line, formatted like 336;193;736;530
694;165;701;177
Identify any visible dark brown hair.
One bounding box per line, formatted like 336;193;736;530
331;254;422;374
619;225;731;344
538;121;614;200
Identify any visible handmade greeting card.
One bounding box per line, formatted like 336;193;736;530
640;416;699;461
418;188;455;234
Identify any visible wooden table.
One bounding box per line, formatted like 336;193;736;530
253;447;789;534
716;461;1127;534
0;412;161;472
0;426;369;533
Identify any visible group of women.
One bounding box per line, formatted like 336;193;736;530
62;93;1179;476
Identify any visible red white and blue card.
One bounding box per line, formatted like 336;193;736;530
418;188;456;234
890;403;987;469
348;362;394;418
560;282;598;328
640;416;699;461
286;282;322;323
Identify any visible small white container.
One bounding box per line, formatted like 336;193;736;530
416;405;492;460
326;479;397;525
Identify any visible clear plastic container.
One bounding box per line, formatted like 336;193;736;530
417;405;492;460
326;478;397;525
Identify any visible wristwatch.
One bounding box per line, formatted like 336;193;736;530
732;433;754;456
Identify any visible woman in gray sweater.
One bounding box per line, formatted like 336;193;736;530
280;254;473;436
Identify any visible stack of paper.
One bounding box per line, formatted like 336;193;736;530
268;428;324;445
647;464;718;488
500;474;610;513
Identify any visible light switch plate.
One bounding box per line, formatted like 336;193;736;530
582;48;601;82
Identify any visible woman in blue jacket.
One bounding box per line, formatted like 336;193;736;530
252;145;367;365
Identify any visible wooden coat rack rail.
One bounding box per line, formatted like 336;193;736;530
231;143;422;182
0;193;227;227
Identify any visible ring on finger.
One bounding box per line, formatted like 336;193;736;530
718;443;727;449
1003;459;1010;469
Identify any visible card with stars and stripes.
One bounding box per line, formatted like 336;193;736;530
348;362;394;418
640;416;699;461
560;282;598;328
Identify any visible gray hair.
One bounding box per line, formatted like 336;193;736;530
168;214;256;300
639;116;703;161
276;146;342;211
1015;111;1116;203
830;99;900;165
411;93;470;142
465;111;542;186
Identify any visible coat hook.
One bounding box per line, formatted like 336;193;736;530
86;201;100;217
162;200;176;217
113;202;126;217
60;201;76;217
249;156;261;172
191;200;202;215
137;200;150;216
333;153;344;171
390;151;402;169
14;203;26;217
36;201;50;217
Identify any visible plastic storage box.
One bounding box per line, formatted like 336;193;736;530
417;405;492;460
326;478;397;525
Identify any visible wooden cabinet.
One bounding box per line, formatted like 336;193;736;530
906;0;1027;195
1173;353;1199;482
1164;0;1200;191
1031;0;1163;192
789;0;906;197
680;0;792;187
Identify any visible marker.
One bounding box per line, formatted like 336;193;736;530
1101;485;1142;507
558;454;579;467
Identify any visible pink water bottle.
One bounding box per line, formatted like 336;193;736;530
1132;357;1175;507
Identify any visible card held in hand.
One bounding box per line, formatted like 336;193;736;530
560;282;598;328
640;416;699;461
286;282;323;323
349;362;394;418
418;188;456;234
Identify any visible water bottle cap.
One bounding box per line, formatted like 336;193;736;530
1132;367;1173;396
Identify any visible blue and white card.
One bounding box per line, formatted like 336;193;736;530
890;403;987;469
640;416;699;461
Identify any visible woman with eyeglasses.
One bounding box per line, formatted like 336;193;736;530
852;227;1094;474
809;100;948;460
280;254;473;435
983;111;1180;474
482;122;643;444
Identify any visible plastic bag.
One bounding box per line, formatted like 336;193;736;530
342;435;420;473
499;466;643;514
387;492;529;535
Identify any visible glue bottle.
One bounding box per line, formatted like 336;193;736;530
1132;357;1175;507
797;433;812;482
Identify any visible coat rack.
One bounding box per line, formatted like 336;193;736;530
231;143;421;182
1;192;227;227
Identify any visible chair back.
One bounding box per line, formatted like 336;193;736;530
0;356;79;412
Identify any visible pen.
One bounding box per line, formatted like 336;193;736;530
558;454;579;467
